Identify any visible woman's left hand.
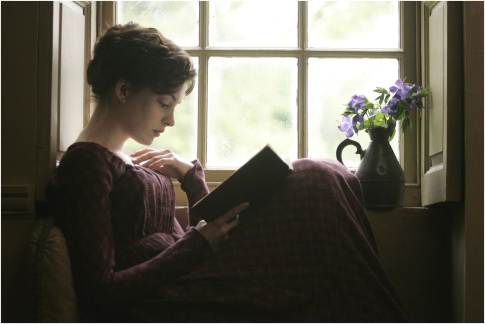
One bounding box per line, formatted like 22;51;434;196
131;148;193;180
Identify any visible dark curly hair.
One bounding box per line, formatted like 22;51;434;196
87;22;196;100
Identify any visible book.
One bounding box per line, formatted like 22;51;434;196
192;144;293;222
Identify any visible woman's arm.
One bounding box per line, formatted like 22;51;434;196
47;149;212;316
179;160;211;227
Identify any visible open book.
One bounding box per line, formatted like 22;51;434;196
192;145;293;222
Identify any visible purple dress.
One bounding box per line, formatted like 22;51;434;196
47;142;410;322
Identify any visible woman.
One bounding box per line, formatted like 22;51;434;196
48;22;410;322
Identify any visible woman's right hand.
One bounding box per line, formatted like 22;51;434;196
195;202;249;253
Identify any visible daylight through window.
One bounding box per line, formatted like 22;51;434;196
117;1;401;170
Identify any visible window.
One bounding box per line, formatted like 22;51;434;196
110;1;419;205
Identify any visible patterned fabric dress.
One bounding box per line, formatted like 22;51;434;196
47;142;410;322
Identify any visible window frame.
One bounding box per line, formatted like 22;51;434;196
104;1;421;207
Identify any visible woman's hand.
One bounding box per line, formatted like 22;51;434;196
195;202;249;253
131;148;193;180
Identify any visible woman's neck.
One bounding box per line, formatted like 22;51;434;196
76;101;128;153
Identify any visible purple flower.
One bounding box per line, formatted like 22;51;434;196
353;113;364;127
381;97;398;115
348;95;366;112
338;115;359;138
405;98;414;111
411;86;424;109
389;79;412;100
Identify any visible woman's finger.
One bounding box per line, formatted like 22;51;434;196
133;150;172;164
130;148;154;157
144;156;166;169
214;202;249;225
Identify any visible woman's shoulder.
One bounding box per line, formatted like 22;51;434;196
57;142;125;175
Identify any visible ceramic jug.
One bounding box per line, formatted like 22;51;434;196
336;127;405;208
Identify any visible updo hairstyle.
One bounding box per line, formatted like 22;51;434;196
87;22;196;100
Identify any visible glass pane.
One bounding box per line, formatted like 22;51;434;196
209;2;298;48
308;1;399;49
122;59;199;160
307;58;399;168
207;57;298;167
117;1;199;47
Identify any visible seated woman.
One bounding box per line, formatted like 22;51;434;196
47;22;410;322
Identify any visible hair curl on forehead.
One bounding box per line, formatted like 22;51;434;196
87;22;196;100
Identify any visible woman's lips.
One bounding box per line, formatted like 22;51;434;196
153;130;164;137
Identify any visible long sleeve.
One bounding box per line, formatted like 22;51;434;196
47;145;212;317
180;159;210;227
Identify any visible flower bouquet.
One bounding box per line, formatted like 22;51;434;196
338;78;431;141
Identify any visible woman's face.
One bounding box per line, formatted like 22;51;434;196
121;83;188;145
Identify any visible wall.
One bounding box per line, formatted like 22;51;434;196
463;2;484;322
1;2;40;322
1;2;483;323
367;208;454;322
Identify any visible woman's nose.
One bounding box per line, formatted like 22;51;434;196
163;113;175;127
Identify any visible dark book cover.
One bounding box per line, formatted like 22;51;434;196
192;145;293;222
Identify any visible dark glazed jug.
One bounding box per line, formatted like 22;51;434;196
336;128;405;208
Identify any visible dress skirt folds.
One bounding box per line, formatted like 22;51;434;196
47;142;410;322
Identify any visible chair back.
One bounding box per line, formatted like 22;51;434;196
27;216;80;322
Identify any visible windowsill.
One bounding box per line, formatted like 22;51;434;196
173;181;423;208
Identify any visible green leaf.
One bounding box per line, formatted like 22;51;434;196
375;111;385;121
401;100;410;110
401;118;409;133
418;88;432;97
378;123;389;129
387;118;396;139
368;108;379;118
388;128;397;142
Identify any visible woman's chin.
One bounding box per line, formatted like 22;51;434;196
133;137;154;146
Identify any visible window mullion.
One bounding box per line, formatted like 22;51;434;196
198;1;209;167
298;1;308;158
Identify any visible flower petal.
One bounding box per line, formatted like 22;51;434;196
403;84;412;93
395;78;403;88
346;128;354;138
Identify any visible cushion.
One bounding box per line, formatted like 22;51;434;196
27;216;80;322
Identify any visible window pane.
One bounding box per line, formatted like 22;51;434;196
308;1;399;49
117;1;199;47
307;58;399;168
122;59;199;160
207;57;297;167
209;2;298;48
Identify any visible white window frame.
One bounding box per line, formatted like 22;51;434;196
103;1;420;207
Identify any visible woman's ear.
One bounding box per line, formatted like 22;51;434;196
115;79;131;102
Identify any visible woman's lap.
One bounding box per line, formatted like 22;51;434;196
131;158;410;322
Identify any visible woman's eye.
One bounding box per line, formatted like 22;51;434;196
159;102;169;108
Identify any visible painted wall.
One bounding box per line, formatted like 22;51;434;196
1;2;482;323
1;2;39;322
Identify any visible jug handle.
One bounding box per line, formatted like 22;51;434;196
336;138;365;167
